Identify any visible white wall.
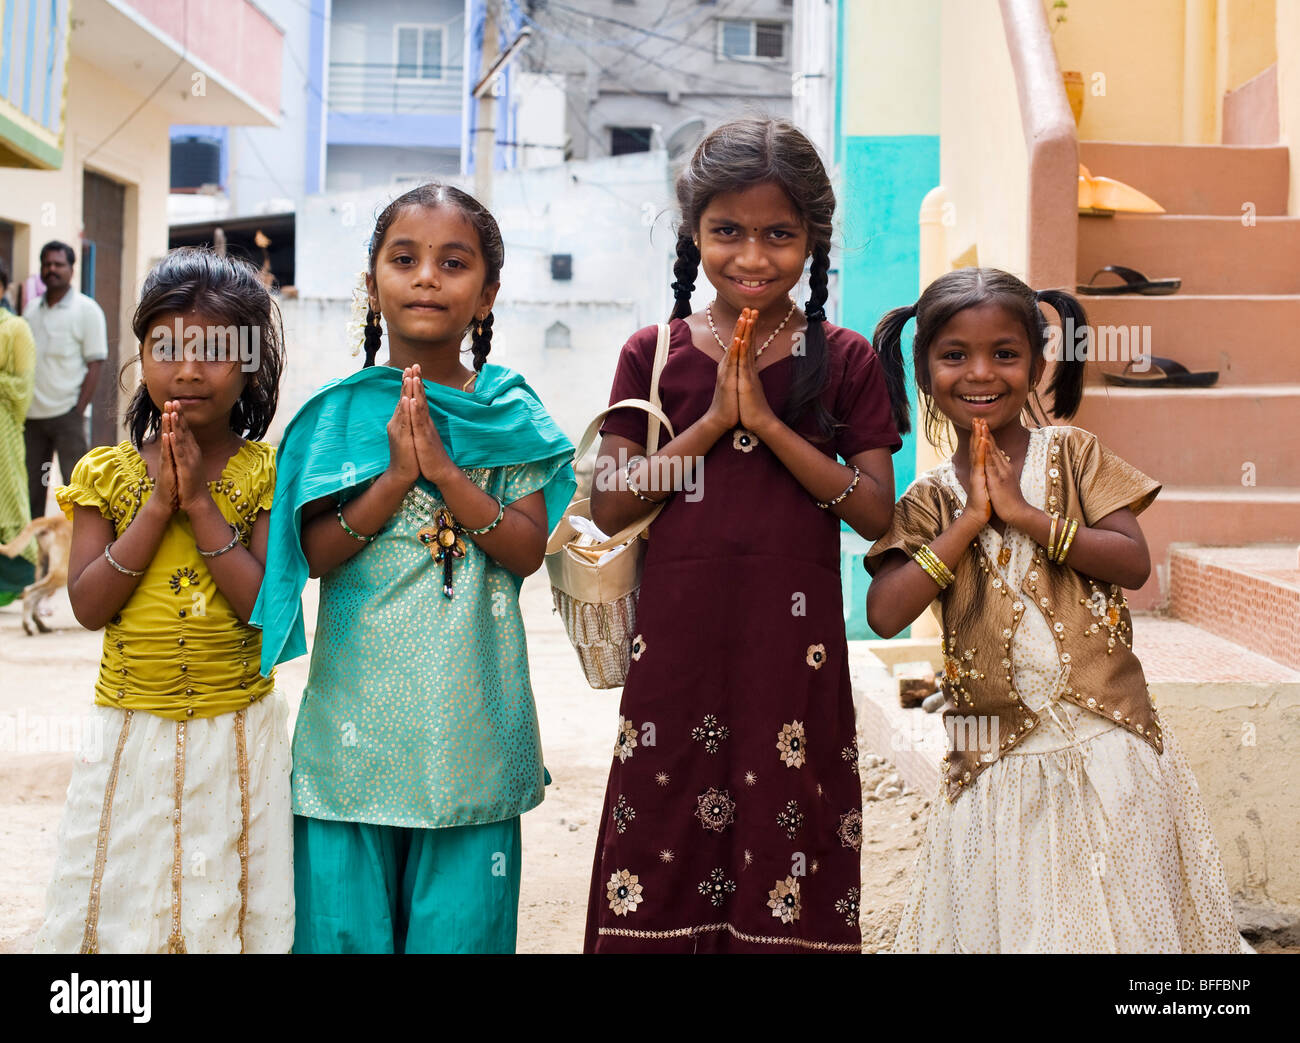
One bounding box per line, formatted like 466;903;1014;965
325;145;461;192
286;149;676;442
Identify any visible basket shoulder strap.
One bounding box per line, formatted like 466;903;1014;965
645;322;670;454
572;398;675;462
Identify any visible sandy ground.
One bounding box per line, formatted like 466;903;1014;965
0;574;927;954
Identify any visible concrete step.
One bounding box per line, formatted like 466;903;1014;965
1168;544;1300;670
1071;384;1300;488
1133;488;1300;609
1076;294;1300;386
1079;141;1290;217
1077;214;1300;294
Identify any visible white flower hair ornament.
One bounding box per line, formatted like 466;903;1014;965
347;270;370;357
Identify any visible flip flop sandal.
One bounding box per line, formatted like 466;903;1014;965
1077;265;1181;296
1103;355;1219;387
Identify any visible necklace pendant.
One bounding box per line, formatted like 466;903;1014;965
418;507;466;599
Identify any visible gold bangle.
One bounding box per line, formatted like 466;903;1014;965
913;544;955;589
1054;518;1078;564
1047;513;1059;560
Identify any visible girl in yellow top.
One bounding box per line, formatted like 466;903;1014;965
34;249;291;953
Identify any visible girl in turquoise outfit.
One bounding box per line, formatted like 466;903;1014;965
251;184;575;953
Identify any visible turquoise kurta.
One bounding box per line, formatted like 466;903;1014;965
292;460;564;827
251;362;576;831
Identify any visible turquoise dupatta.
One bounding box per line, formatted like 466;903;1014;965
251;363;576;675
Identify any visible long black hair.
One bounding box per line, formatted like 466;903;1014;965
671;117;840;438
123;248;284;448
362;182;503;370
871;267;1090;449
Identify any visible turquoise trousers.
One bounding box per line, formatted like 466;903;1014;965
293;814;522;954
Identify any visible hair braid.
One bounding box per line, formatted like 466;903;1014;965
805;241;829;323
669;234;699;321
362;306;382;368
471;311;494;371
783;241;835;437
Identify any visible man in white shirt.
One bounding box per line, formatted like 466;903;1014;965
23;241;107;519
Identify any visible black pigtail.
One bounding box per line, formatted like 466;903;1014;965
362;306;382;369
471;312;494;371
1036;288;1089;420
870;304;916;437
669;234;699;321
784;240;835;438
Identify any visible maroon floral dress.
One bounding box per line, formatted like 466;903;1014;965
583;319;901;952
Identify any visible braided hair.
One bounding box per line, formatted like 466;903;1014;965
362;305;383;368
670;234;700;321
871;267;1091;451
471;311;494;371
673;118;839;437
363;182;505;370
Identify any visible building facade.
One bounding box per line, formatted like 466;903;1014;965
2;0;283;454
511;0;795;164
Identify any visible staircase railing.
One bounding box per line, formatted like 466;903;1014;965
999;0;1077;290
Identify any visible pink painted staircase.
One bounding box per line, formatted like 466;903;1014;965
1070;141;1300;610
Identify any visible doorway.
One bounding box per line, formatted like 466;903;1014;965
81;170;125;448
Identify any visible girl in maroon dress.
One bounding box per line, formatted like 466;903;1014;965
583;117;907;952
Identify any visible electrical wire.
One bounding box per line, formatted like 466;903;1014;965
84;0;190;162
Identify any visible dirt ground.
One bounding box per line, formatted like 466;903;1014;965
0;573;926;954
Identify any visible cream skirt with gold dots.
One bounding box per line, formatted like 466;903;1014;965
893;714;1250;953
33;691;293;953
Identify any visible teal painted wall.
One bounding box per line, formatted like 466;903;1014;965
836;134;938;639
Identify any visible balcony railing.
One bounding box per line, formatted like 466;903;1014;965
328;62;463;115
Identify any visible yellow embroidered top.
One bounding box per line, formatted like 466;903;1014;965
55;440;277;719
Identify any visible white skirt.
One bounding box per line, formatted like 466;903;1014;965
893;714;1249;954
33;692;294;954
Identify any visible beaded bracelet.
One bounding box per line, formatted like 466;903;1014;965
625;456;662;504
913;544;955;589
461;495;505;535
104;542;145;577
198;524;240;558
337;506;378;543
815;465;860;509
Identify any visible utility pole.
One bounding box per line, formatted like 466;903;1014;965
474;0;500;204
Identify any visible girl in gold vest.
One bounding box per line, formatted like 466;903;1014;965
865;268;1245;953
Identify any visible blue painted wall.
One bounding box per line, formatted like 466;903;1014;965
0;0;67;134
837;135;936;639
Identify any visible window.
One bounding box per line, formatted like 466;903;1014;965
545;321;571;350
717;19;785;60
394;25;444;80
610;126;653;155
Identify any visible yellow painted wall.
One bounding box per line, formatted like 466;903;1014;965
1220;0;1276;93
0;56;171;436
1045;0;1276;144
843;0;941;136
1046;0;1188;143
940;0;1028;276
